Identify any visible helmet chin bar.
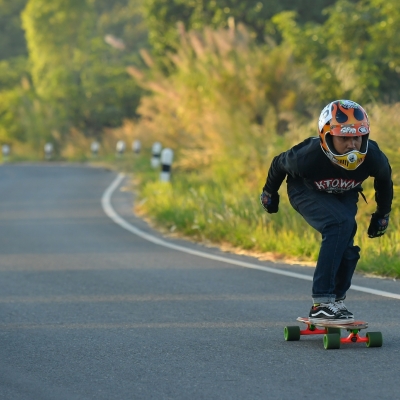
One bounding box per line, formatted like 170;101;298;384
328;150;366;170
323;133;368;171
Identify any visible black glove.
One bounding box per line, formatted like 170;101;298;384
260;191;280;213
367;212;390;238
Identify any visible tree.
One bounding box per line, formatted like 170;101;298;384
0;0;30;93
21;0;144;136
142;0;338;59
0;0;28;60
272;0;400;102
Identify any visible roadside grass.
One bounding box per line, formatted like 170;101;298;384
116;24;400;279
4;133;399;278
129;152;400;278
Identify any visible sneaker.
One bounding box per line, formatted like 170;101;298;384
309;302;354;324
335;300;354;318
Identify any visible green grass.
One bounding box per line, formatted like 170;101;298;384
127;151;400;279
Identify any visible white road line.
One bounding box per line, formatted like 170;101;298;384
101;173;400;301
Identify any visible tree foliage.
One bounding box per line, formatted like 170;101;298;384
20;0;145;137
272;0;400;102
1;0;400;154
0;0;28;60
142;0;337;58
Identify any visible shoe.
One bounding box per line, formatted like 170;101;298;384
335;300;354;318
309;302;354;324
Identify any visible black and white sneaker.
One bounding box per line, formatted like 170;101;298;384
309;302;354;324
335;300;354;318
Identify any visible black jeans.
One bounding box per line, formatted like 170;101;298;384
288;185;360;303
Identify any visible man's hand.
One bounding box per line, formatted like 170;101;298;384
367;212;390;238
260;191;280;214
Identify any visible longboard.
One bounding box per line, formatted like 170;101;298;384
284;317;382;349
297;317;368;329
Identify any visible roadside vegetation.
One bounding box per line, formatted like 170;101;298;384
1;0;400;277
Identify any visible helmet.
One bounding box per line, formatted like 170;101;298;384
318;100;370;170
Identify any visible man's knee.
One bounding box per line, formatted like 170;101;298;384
343;245;360;262
323;217;356;238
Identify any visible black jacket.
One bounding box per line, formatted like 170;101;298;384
263;137;393;215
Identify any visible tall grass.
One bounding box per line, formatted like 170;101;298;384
124;24;400;278
130;144;400;277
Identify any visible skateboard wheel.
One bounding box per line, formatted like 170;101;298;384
327;327;341;335
366;332;383;348
284;326;301;341
323;333;341;349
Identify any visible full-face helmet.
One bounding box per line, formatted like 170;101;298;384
318;100;370;170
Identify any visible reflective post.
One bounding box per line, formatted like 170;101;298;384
2;144;10;161
160;148;174;182
116;140;126;157
91;141;100;157
44;143;53;160
151;142;162;168
132;140;141;154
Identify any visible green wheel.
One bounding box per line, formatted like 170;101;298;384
366;332;383;348
323;333;341;349
327;327;341;335
284;326;301;341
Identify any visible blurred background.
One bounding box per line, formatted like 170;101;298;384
1;0;399;276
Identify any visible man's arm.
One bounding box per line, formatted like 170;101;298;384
262;155;288;194
368;151;393;238
260;151;293;214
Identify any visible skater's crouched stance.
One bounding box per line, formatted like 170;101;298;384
260;100;393;323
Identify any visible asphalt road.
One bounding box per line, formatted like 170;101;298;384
1;163;400;400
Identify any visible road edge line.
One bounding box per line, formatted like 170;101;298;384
101;173;400;301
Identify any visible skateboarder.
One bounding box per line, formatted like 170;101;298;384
260;100;393;323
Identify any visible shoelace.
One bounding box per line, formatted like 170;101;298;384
320;302;340;313
335;300;347;310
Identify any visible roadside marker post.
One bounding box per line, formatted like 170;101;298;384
160;148;174;182
116;140;126;158
151;142;162;168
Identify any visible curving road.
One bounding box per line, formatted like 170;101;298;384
1;164;400;400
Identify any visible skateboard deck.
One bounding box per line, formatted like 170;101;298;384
297;317;368;329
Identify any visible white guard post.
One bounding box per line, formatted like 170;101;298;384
116;140;126;157
2;144;10;159
91;141;100;156
160;148;174;182
132;140;141;154
151;142;162;168
44;143;53;160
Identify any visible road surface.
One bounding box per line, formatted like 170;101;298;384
1;164;400;399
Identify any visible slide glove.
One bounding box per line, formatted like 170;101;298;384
367;212;390;238
260;191;279;214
